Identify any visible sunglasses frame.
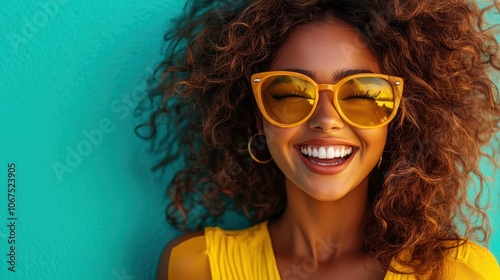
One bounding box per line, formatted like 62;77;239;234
251;71;404;129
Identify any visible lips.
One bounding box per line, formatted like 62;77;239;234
295;140;357;174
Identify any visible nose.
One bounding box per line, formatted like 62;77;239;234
308;91;345;131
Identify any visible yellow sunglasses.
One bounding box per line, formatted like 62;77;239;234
251;71;404;129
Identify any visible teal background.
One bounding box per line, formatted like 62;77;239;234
0;1;498;279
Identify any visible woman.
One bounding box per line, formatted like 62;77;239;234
142;0;500;279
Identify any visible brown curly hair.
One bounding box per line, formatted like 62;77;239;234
138;0;500;278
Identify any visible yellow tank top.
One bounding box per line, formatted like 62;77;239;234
169;221;500;279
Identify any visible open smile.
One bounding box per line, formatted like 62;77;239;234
296;144;357;174
300;145;353;160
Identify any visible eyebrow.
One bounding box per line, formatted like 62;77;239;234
283;68;375;81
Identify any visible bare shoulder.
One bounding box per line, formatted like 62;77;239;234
156;231;211;280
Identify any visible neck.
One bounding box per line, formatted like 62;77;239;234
270;177;370;261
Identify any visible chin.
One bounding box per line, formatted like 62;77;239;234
301;184;354;202
291;175;369;202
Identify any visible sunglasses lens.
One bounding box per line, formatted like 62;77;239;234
260;75;315;125
257;74;397;127
337;77;395;127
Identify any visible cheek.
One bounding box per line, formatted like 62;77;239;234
262;121;285;145
262;121;297;156
358;127;388;151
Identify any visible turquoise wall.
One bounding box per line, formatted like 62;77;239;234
1;1;188;279
0;1;498;279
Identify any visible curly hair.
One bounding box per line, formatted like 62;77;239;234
138;0;500;278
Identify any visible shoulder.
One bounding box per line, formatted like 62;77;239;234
445;240;500;279
156;231;211;280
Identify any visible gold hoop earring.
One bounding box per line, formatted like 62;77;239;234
377;155;383;170
248;133;272;164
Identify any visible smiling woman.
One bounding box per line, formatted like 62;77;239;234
141;0;500;279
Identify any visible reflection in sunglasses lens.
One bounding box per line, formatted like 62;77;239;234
260;74;396;127
338;78;394;126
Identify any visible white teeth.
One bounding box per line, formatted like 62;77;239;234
299;146;353;159
327;147;334;158
312;148;319;157
318;147;327;159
